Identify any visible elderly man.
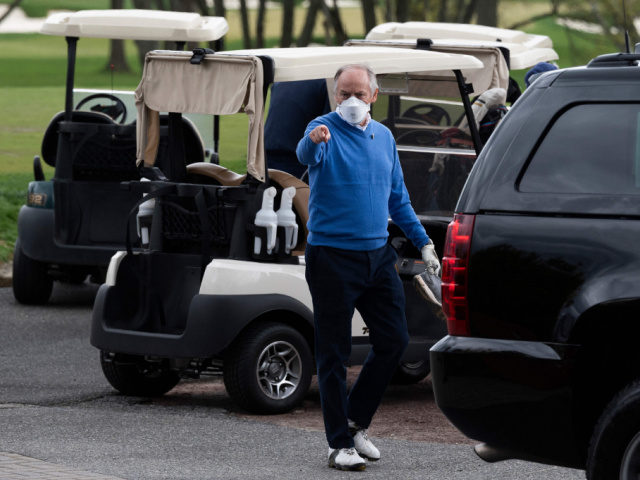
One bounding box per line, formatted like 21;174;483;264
296;64;440;471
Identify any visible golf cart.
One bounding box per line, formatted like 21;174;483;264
12;9;228;305
91;45;489;413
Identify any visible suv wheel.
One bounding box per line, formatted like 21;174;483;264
223;321;312;414
100;351;180;397
12;238;53;305
587;379;640;480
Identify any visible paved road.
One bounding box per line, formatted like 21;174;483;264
0;284;586;480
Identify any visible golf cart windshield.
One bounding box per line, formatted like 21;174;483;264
135;46;483;183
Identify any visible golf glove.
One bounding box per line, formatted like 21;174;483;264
421;240;441;277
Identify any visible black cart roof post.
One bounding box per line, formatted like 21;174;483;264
64;36;79;122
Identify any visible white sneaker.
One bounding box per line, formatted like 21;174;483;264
352;428;380;461
348;420;381;461
327;447;366;471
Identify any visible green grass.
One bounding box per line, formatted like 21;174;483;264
0;173;29;260
1;87;62;175
0;34;143;88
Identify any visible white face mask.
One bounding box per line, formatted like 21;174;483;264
336;96;370;125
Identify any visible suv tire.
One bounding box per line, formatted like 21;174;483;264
587;379;640;480
100;351;180;397
12;238;53;305
223;321;312;414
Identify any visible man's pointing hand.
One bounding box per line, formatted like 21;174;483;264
310;125;331;144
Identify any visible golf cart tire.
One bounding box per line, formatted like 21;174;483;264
100;351;180;397
587;379;640;480
391;358;430;385
12;238;53;305
223;321;313;414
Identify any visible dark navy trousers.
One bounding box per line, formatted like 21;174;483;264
305;243;409;449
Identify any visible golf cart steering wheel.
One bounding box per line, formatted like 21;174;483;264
75;93;128;124
395;128;441;147
402;104;451;126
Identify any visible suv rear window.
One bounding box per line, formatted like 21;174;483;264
519;103;640;195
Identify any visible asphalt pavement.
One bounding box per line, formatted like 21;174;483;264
0;284;586;479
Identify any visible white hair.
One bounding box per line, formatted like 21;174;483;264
333;64;378;96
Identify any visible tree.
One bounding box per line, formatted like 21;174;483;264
361;0;377;33
256;0;267;47
132;0;160;66
239;0;252;48
322;0;348;44
396;0;409;22
298;0;323;46
213;0;225;17
476;0;496;26
107;0;132;73
281;0;295;47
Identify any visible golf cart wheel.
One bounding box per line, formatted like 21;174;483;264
391;357;430;385
100;351;180;397
587;379;640;480
12;238;53;305
223;321;312;414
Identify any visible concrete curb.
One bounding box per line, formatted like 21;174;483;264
0;262;12;288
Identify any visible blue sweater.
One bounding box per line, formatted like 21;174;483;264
296;112;429;251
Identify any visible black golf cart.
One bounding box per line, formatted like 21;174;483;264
13;9;228;304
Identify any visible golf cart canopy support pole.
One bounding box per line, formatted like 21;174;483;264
64;36;78;122
214;115;220;158
454;69;483;154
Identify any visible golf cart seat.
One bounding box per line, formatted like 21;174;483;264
42;111;205;182
41;110;117;167
186;162;245;186
185;162;310;251
154;115;206;181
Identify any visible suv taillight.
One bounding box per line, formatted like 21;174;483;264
442;213;475;336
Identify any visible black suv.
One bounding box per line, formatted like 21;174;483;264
430;53;640;480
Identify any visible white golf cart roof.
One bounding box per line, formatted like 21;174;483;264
40;9;228;42
367;21;552;48
136;46;484;181
365;22;558;70
220;46;483;82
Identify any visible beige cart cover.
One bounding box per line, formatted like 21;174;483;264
135;51;266;181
